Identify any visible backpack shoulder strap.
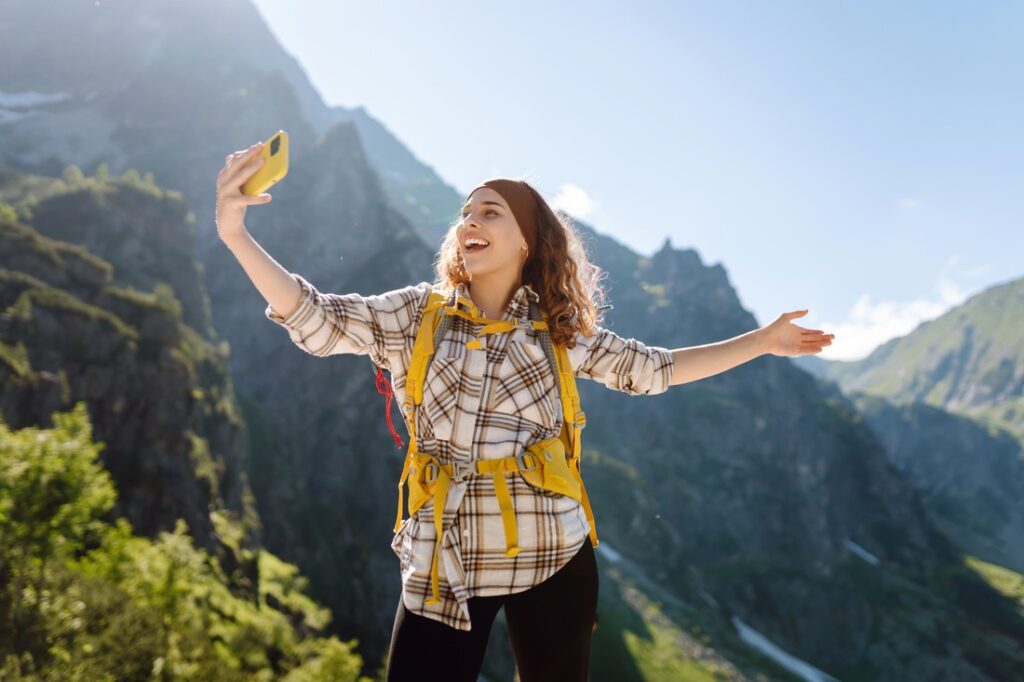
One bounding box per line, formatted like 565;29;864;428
529;301;597;547
392;288;449;533
528;300;585;443
406;289;449;408
373;288;448;447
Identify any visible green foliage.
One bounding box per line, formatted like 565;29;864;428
188;430;221;498
173;325;245;430
0;221;114;281
280;638;365;682
584;447;641;483
3;563;170;681
0;404;370;681
101;282;181;318
4;277;138;341
258;551;332;632
965;555;1024;608
117;168;167;201
0;340;32;378
62;166;85;186
153;282;184;319
0;202;17;226
639;281;672;310
0;403;116;570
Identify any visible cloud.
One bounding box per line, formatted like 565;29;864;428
550;183;594;219
819;257;977;361
897;197;921;209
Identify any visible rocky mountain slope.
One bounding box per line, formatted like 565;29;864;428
808;279;1024;576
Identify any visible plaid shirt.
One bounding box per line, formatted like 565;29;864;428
265;273;674;630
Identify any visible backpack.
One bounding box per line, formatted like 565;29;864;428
372;287;598;605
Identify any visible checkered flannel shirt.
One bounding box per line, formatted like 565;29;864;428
265;273;675;630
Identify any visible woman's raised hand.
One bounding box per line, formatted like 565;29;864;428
761;309;835;357
215;141;272;242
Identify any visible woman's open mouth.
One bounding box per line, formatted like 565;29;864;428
464;238;490;253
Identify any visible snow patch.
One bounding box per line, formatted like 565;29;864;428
732;617;841;682
0;109;30;124
845;538;880;565
0;89;72;124
596;542;622;564
0;89;71;108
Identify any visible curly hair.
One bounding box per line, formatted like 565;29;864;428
432;180;607;348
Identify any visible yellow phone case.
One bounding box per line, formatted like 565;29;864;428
241;130;289;195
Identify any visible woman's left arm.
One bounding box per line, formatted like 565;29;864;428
667;309;835;386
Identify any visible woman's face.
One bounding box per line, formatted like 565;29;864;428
456;188;528;280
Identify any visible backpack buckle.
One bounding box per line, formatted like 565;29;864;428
449;460;475;482
423;462;440;484
516;452;539;472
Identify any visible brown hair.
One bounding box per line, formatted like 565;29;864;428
432;181;607;348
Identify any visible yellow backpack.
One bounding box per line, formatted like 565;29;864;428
374;287;599;605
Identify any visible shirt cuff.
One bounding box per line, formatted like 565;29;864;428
650;346;675;394
264;272;316;329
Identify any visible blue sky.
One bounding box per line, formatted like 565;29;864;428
251;0;1021;361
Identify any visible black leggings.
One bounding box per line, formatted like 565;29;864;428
385;537;598;682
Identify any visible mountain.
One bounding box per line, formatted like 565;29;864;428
0;190;368;675
3;2;1023;680
0;0;462;250
570;239;1024;680
812;279;1024;575
0;169;253;554
819;277;1024;441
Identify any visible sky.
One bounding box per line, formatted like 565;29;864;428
250;0;1022;361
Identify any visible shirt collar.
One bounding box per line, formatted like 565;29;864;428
454;281;540;320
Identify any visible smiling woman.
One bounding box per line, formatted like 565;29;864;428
246;175;677;681
229;165;825;681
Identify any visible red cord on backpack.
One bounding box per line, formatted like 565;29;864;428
375;366;405;449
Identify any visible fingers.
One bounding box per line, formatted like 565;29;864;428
224;151;265;187
221;141;263;173
236;191;271;205
213;142;273;229
800;334;834;352
216;142;267;197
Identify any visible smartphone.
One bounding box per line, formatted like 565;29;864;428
241;130;288;196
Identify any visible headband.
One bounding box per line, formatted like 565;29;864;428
464;178;539;262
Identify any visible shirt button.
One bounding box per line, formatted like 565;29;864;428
463;528;470;538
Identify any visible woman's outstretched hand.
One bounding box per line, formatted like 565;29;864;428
215;141;272;242
761;309;835;357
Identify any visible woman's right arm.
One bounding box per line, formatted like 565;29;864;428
223;229;303;320
216;140;303;318
215;141;432;365
260;273;432;364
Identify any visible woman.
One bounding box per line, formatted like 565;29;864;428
215;141;835;681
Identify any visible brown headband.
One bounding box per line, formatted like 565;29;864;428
464;178;539;261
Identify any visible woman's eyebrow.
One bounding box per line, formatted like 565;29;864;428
461;201;504;213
